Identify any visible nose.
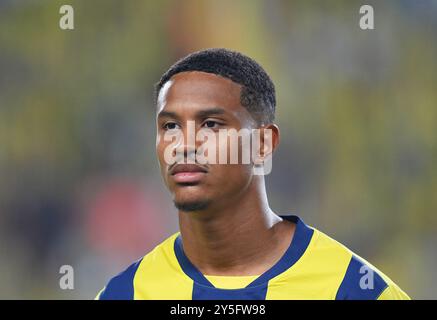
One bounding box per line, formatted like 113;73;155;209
173;122;198;164
174;142;197;164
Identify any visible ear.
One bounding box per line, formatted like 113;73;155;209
253;123;280;166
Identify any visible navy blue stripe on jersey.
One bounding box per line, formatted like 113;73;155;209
192;282;268;300
98;259;143;300
174;236;214;287
335;255;388;300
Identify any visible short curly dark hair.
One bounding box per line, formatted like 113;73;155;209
155;48;276;124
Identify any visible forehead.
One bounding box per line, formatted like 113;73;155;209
157;71;244;115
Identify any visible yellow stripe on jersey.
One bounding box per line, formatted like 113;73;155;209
133;233;193;299
377;284;410;300
204;275;260;289
265;227;352;299
96;215;410;300
94;288;104;300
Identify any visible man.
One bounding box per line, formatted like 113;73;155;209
96;48;409;300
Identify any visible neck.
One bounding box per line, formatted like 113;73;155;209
178;177;295;276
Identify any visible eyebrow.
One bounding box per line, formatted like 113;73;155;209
157;110;181;120
157;107;226;120
195;107;226;119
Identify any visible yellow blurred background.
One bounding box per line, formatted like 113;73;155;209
0;0;436;299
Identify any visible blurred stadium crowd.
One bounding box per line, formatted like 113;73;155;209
0;0;436;298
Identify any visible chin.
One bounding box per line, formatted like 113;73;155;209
173;199;211;212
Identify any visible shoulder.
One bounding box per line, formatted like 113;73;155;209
334;254;410;300
309;228;410;300
96;232;179;300
97;258;142;300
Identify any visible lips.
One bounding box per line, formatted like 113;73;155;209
169;164;208;184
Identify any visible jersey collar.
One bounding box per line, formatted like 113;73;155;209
173;215;314;288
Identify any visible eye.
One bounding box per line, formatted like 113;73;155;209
163;122;180;130
202;120;220;129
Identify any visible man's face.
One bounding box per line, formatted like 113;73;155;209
156;71;258;212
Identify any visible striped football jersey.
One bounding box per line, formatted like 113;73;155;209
96;215;410;300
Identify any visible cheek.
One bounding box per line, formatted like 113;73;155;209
156;134;168;163
215;132;252;165
156;140;168;173
209;163;253;192
156;143;163;164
